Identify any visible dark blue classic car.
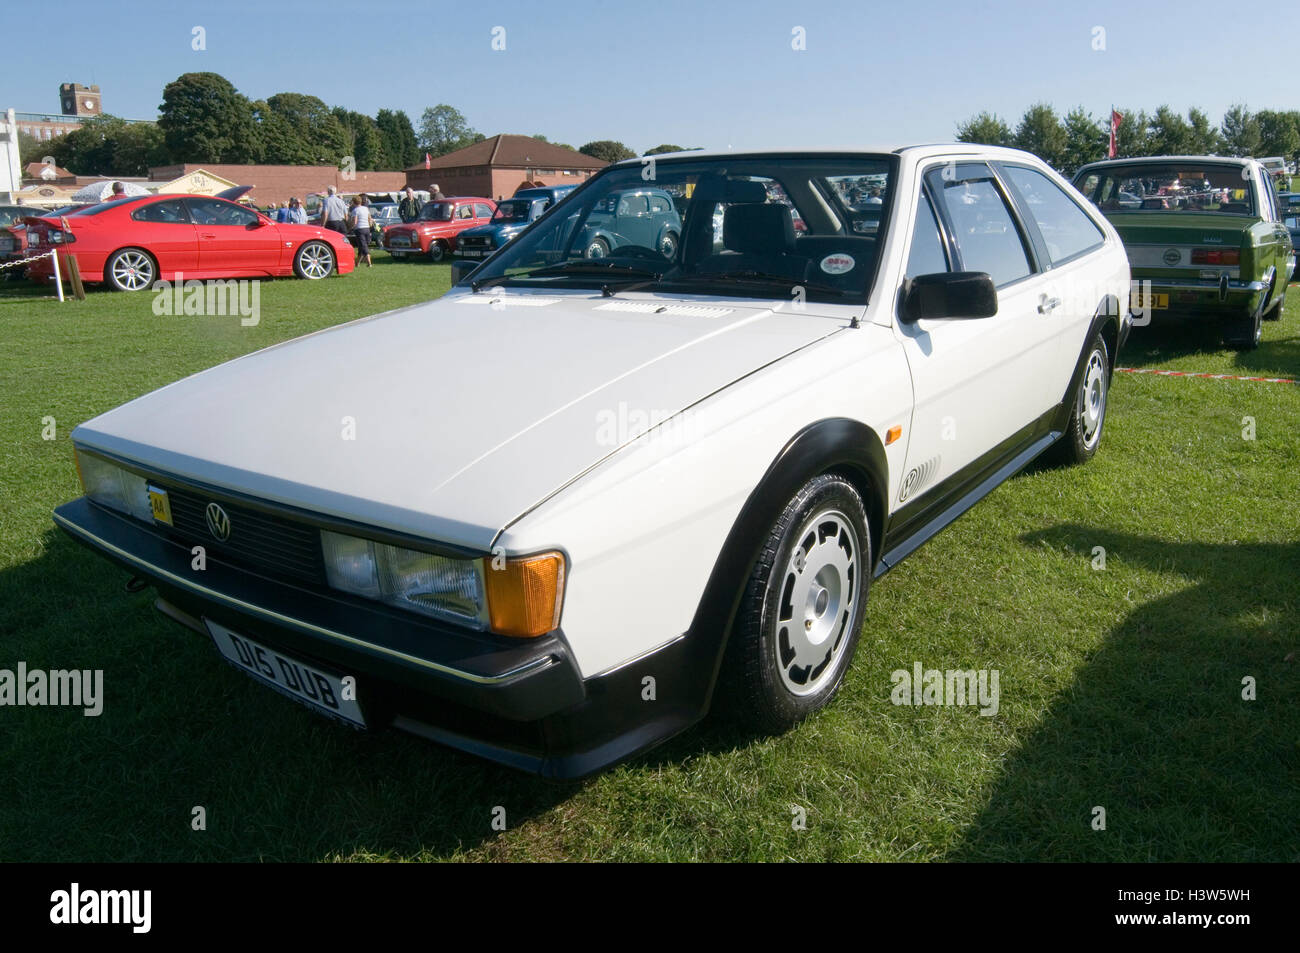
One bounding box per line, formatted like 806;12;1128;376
456;196;552;260
576;187;682;259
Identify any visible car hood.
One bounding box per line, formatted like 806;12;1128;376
461;223;520;238
73;292;844;550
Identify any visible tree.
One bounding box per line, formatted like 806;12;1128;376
158;72;259;163
333;108;385;171
1220;105;1261;158
1186;108;1221;155
1256;110;1300;159
644;144;685;155
1114;108;1151;158
376;109;419;168
579;140;635;163
1013;103;1067;168
1060;108;1105;174
418;104;480;157
18;130;49;166
250;99;303;164
264;93;349;165
955;112;1013;147
1148;105;1193;156
46;115;168;175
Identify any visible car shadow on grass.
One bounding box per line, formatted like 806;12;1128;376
0;529;594;862
1122;311;1300;379
947;525;1300;861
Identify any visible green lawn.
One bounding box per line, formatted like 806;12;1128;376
1;258;1297;861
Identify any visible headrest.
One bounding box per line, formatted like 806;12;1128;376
723;203;797;254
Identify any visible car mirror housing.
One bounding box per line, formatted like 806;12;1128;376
901;272;998;322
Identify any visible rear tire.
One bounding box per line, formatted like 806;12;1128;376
1263;276;1285;321
721;473;870;734
104;248;157;292
1223;305;1262;350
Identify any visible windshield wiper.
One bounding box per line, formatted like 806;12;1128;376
670;271;852;298
472;261;663;292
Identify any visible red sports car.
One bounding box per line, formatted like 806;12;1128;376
382;196;496;261
25;191;356;291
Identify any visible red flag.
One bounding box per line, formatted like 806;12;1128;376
1108;109;1123;158
424;152;431;170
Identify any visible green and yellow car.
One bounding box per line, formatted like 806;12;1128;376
1073;156;1294;349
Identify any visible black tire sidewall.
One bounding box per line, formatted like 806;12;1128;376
735;474;871;729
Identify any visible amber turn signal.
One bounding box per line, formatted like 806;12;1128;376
886;425;902;445
483;551;566;638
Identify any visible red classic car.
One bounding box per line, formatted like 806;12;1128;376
25;193;356;291
382;197;497;261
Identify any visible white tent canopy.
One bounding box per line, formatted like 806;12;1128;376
69;180;152;203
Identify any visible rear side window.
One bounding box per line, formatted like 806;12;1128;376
929;167;1031;287
1000;166;1104;264
132;200;191;224
474;203;493;218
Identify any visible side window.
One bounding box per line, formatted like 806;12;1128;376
132;200;191;224
648;194;671;214
1000;166;1105;264
1258;171;1277;221
905;192;949;278
457;204;473;219
475;203;493;218
929;167;1031;287
188;199;257;227
618;194;648;216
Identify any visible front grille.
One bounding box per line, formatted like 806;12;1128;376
461;236;490;249
157;482;326;586
388;234;412;247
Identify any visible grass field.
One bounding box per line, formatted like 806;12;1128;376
1;253;1297;861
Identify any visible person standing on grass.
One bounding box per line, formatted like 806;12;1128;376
399;187;422;222
322;186;348;234
348;196;373;268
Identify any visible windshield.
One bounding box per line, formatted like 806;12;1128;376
417;201;455;222
1074;163;1256;215
462;155;894;303
493;199;538;223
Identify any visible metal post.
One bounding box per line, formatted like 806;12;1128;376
50;250;64;302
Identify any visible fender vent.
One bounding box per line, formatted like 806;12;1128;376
898;455;941;503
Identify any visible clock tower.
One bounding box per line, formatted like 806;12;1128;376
59;83;102;117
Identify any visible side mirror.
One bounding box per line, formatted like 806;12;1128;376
900;271;998;322
449;259;477;285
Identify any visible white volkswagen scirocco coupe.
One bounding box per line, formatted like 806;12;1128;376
55;146;1131;776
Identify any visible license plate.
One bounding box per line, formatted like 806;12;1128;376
389;250;406;258
460;250;484;258
206;620;366;728
147;484;172;525
1131;291;1169;310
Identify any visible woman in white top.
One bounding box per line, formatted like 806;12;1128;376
347;196;373;267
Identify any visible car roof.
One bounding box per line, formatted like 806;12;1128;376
1077;155;1254;172
605;143;1050;167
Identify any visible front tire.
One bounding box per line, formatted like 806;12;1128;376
722;473;870;733
427;240;448;262
1049;330;1109;466
294;241;335;280
104;248;156;292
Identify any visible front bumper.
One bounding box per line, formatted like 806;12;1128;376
53;497;701;777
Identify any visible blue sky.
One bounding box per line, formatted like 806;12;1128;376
8;0;1295;153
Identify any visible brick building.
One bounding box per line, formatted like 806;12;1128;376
147;163;408;206
405;135;606;200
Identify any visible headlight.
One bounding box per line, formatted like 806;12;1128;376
321;530;487;627
75;450;153;521
320;530;565;637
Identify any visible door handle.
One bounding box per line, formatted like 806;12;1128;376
200;233;217;239
1037;295;1061;314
